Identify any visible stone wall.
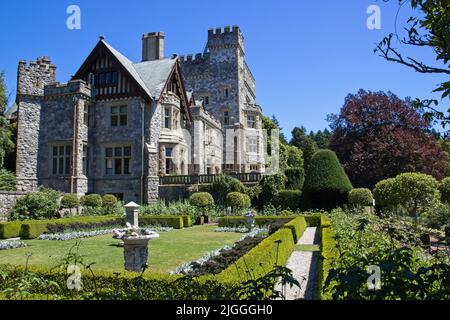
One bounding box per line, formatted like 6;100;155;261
0;191;26;219
158;185;191;203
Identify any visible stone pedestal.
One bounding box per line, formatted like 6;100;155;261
244;211;256;232
123;237;151;272
125;202;140;227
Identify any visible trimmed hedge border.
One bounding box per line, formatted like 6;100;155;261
317;216;337;300
283;217;307;243
1;215;189;240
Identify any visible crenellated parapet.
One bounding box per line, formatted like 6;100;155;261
17;57;57;96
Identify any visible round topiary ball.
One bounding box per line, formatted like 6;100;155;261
190;192;214;208
348;188;374;207
81;194;103;208
226;192;251;211
60;194;80;209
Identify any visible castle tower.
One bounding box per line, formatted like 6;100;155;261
180;26;264;174
15;57;57;191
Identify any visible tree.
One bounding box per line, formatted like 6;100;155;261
303;149;353;210
329;89;450;188
376;0;449;131
290;126;317;172
0;72;15;169
309;129;332;149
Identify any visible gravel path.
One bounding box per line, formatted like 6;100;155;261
274;227;319;300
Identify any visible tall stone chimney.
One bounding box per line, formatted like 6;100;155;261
142;32;165;61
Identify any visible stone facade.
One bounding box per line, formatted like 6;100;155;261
13;26;266;204
0;191;27;219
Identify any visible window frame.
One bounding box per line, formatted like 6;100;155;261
105;146;132;176
111;105;128;127
51;144;72;176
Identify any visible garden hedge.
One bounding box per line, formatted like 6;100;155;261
182;216;192;228
317;217;338;300
218;216;295;228
282;216;307;243
0;222;22;239
139;216;184;229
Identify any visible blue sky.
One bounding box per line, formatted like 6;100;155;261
0;0;447;137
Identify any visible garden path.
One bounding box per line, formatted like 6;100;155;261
275;227;319;300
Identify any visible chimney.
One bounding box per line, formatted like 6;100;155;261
142;32;165;61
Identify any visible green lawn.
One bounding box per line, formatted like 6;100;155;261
0;225;242;273
295;244;321;252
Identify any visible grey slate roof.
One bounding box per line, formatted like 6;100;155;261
102;39;176;100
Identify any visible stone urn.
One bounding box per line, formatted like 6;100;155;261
113;223;160;272
244;211;256;232
122;233;159;272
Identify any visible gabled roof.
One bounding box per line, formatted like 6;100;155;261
133;59;177;99
73;38;178;102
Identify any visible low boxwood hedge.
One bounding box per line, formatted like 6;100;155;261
0;222;22;239
139;216;184;229
20;221;49;239
218;216;295;228
182;216;192;228
317;219;338;300
282;216;307;243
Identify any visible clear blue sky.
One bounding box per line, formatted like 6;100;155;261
1;0;447;137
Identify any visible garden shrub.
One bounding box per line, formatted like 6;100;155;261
101;194;120;215
190;192;214;216
273;190;302;211
204;175;246;205
373;178;397;211
0;222;22;239
81;194;103;208
256;173;287;208
348;188;373;207
422;203;450;229
60;194;80;209
439;177;450;204
19;221;49;239
218;216;294;228
182;216;192;228
303;149;353;210
284;168;305;190
10;191;60;221
139;215;184;229
140;201;202;221
317;222;338;300
0;169;16;191
225;192;251;212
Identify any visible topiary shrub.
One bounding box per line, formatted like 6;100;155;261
391;172;440;219
284;168;305;190
10;191;60;221
102;194;118;215
60;194;80;209
303;149;353;210
190;192;214;217
348;188;373;207
205;175;246;205
373;178;397;211
81;194;103;208
225;192;251;213
439;177;450;204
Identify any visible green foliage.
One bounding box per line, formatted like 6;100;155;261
422;203;450;230
282;216;307;243
218;216;294;228
139;215;184;229
10;191;60;221
225;192;251;212
0;221;21;239
19;221;49;239
280;144;304;171
273;190;302;211
80;194;103;208
439;177;450;204
256;173;287;208
303;149;353;209
101;194;118;215
0;169;15;191
284;168;305;190
348;188;373;207
290;126;317;172
0;72;15;169
205;175;246;205
190;192;214;210
140;201;203;220
60;194;80;209
321;209;450;300
373;178;397;210
375;173;441;218
318;222;338;300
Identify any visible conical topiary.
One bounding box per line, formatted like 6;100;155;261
303;149;353;209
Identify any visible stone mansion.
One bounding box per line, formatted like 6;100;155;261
13;26;267;204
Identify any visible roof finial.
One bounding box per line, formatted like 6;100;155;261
99;35;105;41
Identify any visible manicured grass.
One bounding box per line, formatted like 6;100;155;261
0;225;242;273
295;244;320;252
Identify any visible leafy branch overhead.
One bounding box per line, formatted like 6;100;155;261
375;0;450;127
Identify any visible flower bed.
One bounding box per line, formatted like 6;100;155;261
0;240;26;251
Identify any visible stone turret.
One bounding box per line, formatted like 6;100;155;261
17;57;56;96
